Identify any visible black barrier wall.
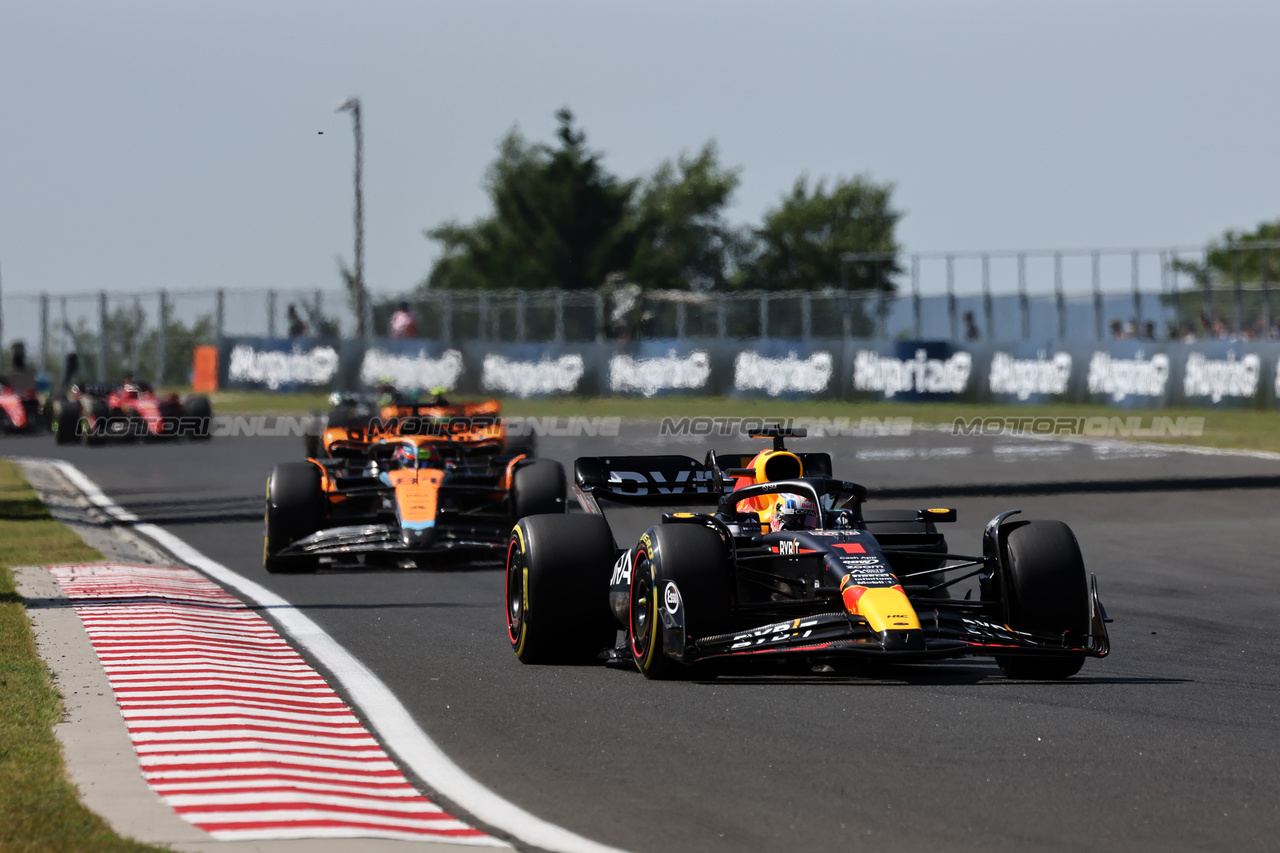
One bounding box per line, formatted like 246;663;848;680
219;337;1280;409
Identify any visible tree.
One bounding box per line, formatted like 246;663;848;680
1169;217;1280;332
626;142;745;291
740;174;901;291
424;109;637;291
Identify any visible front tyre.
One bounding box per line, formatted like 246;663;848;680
264;462;322;574
629;524;732;680
995;519;1089;680
506;513;616;664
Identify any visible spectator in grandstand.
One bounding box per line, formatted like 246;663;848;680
389;301;418;339
1141;321;1156;341
286;304;309;338
963;311;981;341
1109;318;1125;340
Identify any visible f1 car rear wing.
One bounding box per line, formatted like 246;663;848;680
575;455;730;510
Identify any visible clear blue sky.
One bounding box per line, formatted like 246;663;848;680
2;0;1277;300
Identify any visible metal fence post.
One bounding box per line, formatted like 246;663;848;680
758;293;769;339
516;291;527;342
946;254;957;341
1054;252;1065;340
717;296;727;339
594;291;605;342
441;290;453;345
1131;250;1142;328
478;292;489;342
1201;246;1213;328
801;293;812;340
157;290;168;385
98;291;109;381
267;290;277;338
39;294;49;373
1232;246;1243;333
1092;251;1103;340
215;289;225;343
1018;253;1029;339
912;255;922;338
675;300;687;339
1262;248;1273;334
554;291;565;343
981;254;992;341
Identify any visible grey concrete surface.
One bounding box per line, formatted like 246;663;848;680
7;421;1280;852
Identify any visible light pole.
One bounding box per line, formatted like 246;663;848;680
336;97;366;338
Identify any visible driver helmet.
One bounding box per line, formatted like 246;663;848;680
771;494;818;532
394;442;442;469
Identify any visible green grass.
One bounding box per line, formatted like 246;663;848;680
197;389;1280;454
0;461;168;852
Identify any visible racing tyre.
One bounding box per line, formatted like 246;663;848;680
52;397;80;445
264;462;322;573
629;524;732;680
511;459;566;519
303;411;326;458
506;513;617;664
995;520;1089;680
80;398;109;446
504;430;538;459
184;395;213;441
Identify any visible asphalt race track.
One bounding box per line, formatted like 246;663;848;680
9;423;1280;853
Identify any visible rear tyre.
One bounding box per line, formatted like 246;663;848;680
52;397;80;445
506;513;617;664
264;462;322;574
629;524;732;680
511;459;566;519
995;520;1088;680
504;430;538;459
184;395;213;441
80;398;109;446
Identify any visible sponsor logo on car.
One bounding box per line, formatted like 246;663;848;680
663;582;681;614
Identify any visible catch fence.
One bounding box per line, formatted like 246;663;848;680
2;244;1276;383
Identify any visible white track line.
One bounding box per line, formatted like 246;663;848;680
46;458;629;853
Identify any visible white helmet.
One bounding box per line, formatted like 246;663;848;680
771;494;818;532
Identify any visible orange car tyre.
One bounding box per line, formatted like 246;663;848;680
506;513;616;664
995;520;1088;680
264;462;322;574
629;524;732;681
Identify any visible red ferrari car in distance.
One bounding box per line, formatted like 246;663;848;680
0;377;41;433
51;379;213;445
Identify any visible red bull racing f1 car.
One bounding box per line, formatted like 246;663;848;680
505;428;1110;680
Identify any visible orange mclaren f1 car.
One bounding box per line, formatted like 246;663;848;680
505;427;1110;680
265;402;562;572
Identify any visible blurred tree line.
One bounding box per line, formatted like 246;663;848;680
418;109;901;296
1168;218;1280;335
